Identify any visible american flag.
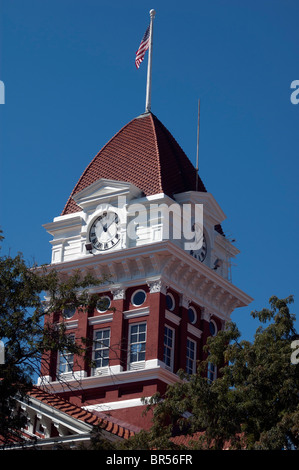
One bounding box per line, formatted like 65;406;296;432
135;25;150;69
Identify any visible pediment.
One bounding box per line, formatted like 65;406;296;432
174;191;226;226
73;178;143;210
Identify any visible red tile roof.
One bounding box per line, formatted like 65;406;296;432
61;112;207;216
28;386;135;439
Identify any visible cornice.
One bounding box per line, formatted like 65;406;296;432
43;363;181;395
39;240;253;319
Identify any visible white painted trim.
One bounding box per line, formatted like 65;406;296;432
123;306;149;319
92;365;123;376
64;320;78;329
131;289;147;307
21;396;93;435
41;241;253;311
187;305;197;324
73;370;87;380
10;433;94;450
84;397;151;412
187;324;203;339
127;321;147;369
209;318;218;336
108;364;123;374
145;358;165;369
47;360;179;393
165;309;181;325
43;215;83;235
165;292;175;310
128;361;146;371
36;375;51;386
72;178;142;209
88;313;113;325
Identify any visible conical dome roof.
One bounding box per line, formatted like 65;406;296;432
62;112;207;216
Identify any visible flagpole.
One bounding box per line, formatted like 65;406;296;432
145;9;156;113
195;99;200;191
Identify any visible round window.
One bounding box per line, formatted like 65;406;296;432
96;296;111;313
188;307;197;325
132;290;146;307
166;293;175;311
209;320;217;336
63;305;76;319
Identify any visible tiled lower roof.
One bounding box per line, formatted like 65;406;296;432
28;386;135;439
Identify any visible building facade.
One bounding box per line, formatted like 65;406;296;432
38;112;252;430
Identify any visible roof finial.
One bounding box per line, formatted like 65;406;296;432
145;9;156;113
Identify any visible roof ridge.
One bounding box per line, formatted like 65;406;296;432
148;112;163;194
61;116;140;215
151;114;207;194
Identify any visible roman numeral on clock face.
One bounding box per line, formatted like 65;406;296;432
89;212;121;251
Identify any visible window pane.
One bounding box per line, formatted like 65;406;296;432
163;326;174;370
188;308;196;324
209;321;216;336
97;296;111;312
128;323;147;365
93;329;110;370
58;335;75;375
139;333;146;342
132;290;146;306
166;294;174;310
186;339;196;374
130;333;138;344
207;362;217;382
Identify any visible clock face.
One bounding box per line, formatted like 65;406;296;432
89;211;120;251
190;233;207;262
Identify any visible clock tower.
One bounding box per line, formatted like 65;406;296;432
39;111;253;430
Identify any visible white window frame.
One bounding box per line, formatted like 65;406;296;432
96;296;111;313
165;292;175;311
131;289;147;307
128;322;147;370
57;334;75;378
163;325;175;371
209;319;218;336
187;306;197;325
207;361;217;383
92;328;111;374
186;337;197;374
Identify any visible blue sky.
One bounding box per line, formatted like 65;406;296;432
0;0;298;341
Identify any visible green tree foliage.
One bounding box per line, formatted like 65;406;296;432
122;296;299;450
0;232;103;444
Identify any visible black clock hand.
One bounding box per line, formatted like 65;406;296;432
106;220;116;230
